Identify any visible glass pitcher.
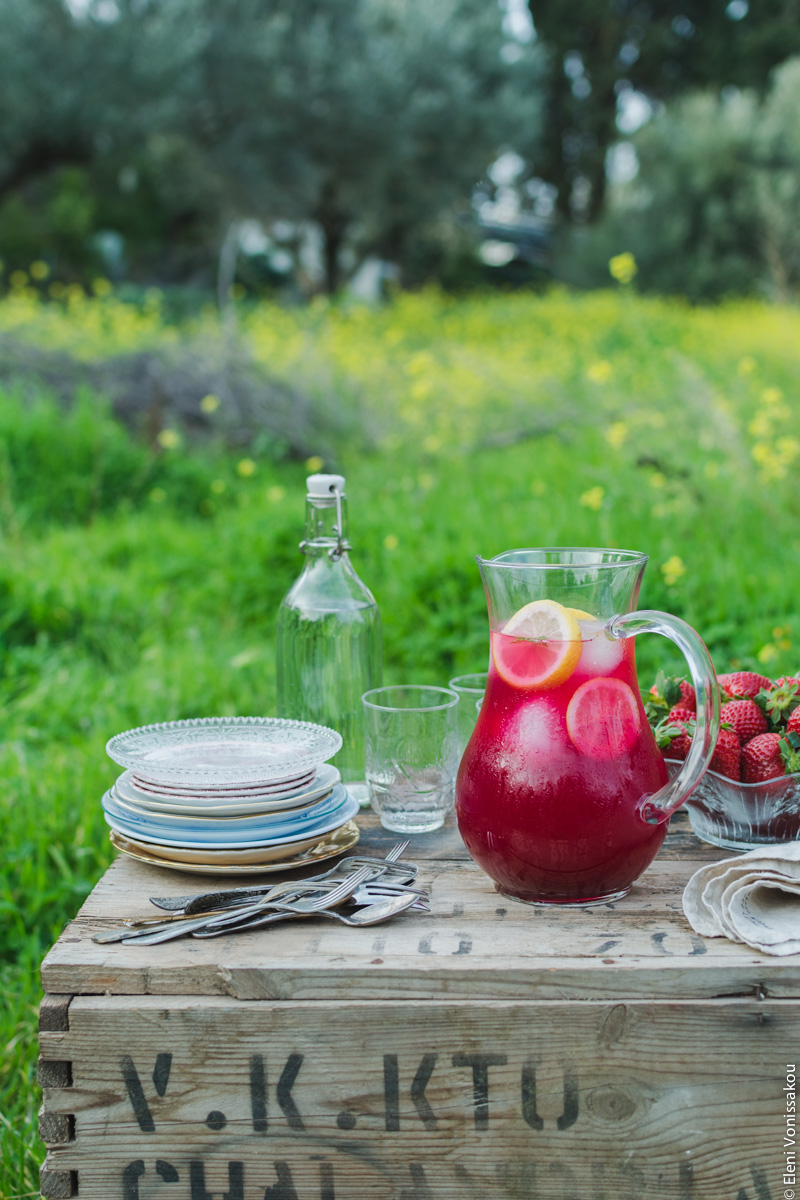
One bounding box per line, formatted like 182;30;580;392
455;548;719;905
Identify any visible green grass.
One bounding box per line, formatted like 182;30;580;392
2;286;800;1196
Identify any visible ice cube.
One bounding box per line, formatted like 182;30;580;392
506;697;567;757
577;621;623;676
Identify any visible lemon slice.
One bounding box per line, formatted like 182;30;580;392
565;606;596;620
492;599;582;690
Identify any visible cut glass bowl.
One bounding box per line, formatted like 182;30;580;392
106;716;342;788
667;758;800;852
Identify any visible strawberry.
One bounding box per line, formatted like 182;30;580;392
741;732;786;783
668;704;696;725
717;671;772;701
788;709;800;737
709;728;741;780
719;699;768;745
676;680;696;710
668;727;694;760
653;715;694;761
759;678;800;726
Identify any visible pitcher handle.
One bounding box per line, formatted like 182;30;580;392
608;609;720;825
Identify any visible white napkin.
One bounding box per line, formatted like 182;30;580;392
683;842;800;955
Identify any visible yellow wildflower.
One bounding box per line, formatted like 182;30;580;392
587;360;613;384
608;253;637;285
661;556;686;586
737;356;756;376
149;487;166;504
236;458;257;477
92;277;112;296
418;473;435;490
10;270;28;288
200;394;221;413
649;472;666;489
157;429;181;450
30;260;49;280
423;434;441;453
267;485;286;502
48;281;65;299
305;455;324;472
605;421;628;448
383;534;399;550
704;462;720;479
210;480;226;495
580;486;604;511
761;387;783;405
757;643;779;665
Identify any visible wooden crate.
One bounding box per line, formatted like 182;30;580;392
39;811;800;1200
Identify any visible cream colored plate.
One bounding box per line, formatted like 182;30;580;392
109;820;360;875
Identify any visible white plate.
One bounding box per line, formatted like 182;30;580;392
109;820;361;875
102;789;360;850
129;768;316;797
106;716;342;787
115;765;341;815
105;783;347;837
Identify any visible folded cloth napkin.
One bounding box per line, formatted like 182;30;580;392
683;842;800;955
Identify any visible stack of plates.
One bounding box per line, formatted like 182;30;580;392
102;716;360;875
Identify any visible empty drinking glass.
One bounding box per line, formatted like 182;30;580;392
448;672;488;757
362;686;460;833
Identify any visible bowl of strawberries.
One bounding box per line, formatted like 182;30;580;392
647;669;800;852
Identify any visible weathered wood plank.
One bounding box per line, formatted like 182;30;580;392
41;812;800;1000
39;993;796;1200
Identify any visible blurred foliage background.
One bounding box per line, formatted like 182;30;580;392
1;0;799;300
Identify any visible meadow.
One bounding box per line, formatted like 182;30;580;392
2;283;800;1196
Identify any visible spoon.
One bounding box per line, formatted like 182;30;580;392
191;891;421;937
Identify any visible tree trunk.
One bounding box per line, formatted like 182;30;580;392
316;182;349;295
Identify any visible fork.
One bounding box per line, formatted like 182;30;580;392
148;844;414;913
118;863;378;945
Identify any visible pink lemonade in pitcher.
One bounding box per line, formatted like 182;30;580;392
456;599;670;904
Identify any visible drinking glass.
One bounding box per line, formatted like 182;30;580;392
362;686;460;833
448;672;488;757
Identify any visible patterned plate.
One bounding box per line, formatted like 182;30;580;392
106;716;342;787
109;820;360;875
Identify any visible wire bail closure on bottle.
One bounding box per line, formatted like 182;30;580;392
301;473;351;559
328;478;349;561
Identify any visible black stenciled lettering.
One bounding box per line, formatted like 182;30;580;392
152;1053;172;1097
384;1054;400;1131
156;1161;180;1183
748;1163;773;1200
521;1060;544;1130
250;1054;268;1132
650;932;673;955
452;1053;507;1130
277;1054;305;1129
452;937;472;956
190;1161;244;1200
680;1160;694;1199
190;1161;213;1200
263;1161;299;1200
557;1066;579;1130
122;1160;145;1200
223;1162;245;1200
411;1054;438;1130
319;1161;335;1200
120;1058;155;1132
399;1163;433;1200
